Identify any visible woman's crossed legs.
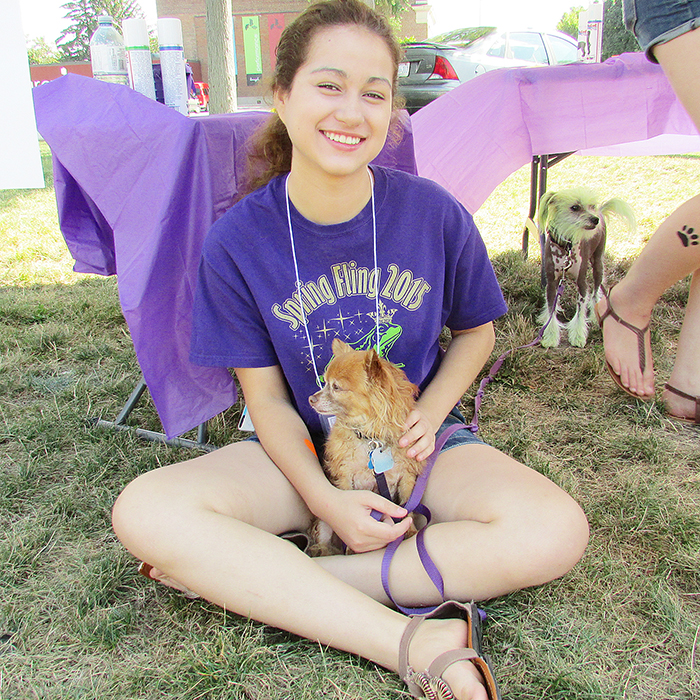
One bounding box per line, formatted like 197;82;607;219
112;440;588;700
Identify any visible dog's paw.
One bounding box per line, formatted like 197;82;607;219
307;519;343;557
540;321;561;348
567;315;589;347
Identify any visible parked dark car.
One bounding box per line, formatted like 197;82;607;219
398;27;579;113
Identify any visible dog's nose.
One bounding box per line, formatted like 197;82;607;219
590;216;599;226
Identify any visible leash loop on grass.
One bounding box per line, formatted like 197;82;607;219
466;280;565;433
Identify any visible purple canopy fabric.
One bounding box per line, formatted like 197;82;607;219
411;52;700;214
33;74;416;439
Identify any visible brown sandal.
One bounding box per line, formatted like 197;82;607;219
398;601;501;700
664;384;700;424
595;287;653;401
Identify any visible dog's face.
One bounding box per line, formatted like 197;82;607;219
539;187;603;243
309;338;416;429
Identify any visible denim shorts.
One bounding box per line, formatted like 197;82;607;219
624;0;700;61
245;405;485;460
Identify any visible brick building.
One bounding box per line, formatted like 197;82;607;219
156;0;431;106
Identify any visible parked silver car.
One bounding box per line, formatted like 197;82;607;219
398;27;579;113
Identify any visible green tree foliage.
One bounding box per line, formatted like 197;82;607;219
56;0;143;61
601;0;640;60
376;0;411;17
557;6;584;39
27;37;62;65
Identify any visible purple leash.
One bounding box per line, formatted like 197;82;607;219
380;421;468;616
379;282;565;615
466;280;565;432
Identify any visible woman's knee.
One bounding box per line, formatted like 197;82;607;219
517;491;589;586
111;468;182;554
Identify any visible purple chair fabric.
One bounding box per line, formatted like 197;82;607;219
33;74;417;438
411;52;700;214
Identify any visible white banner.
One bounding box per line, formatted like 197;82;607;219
1;0;45;190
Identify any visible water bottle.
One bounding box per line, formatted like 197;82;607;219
90;15;129;85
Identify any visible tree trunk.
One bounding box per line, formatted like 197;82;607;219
205;0;237;114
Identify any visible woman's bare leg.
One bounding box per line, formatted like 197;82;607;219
595;196;700;397
664;271;700;417
112;441;504;699
317;443;589;605
595;28;700;398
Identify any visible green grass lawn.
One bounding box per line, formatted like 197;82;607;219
0;142;698;699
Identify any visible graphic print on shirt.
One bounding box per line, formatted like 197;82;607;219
270;261;432;377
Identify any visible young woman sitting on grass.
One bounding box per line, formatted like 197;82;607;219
111;2;589;698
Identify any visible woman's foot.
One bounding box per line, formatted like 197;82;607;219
663;384;700;423
138;562;200;599
407;616;490;699
595;286;655;398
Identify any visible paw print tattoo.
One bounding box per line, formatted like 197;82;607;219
677;225;699;247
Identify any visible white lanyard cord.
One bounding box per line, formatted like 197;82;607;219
285;169;380;388
370;170;380;353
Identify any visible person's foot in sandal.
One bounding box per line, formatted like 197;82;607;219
595;285;655;398
400;602;500;700
664;383;700;424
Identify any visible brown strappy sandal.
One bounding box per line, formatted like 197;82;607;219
595;287;653;401
398;601;501;700
664;384;700;425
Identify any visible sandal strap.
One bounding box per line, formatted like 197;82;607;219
665;383;700;423
599;287;650;373
398;616;425;682
398;601;485;697
407;649;501;700
428;647;479;677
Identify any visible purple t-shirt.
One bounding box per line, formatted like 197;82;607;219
190;166;507;435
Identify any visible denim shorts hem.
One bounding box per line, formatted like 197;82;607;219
436;406;486;452
648;18;700;59
624;0;700;61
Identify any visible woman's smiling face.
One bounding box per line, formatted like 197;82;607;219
274;24;395;182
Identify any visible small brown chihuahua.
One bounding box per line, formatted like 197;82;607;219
307;338;422;555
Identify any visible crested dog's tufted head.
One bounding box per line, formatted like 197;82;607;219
538;186;636;246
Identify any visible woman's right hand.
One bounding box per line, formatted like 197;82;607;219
319;488;413;553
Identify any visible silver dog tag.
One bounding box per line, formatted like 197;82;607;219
369;447;394;474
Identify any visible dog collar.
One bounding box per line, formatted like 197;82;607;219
353;429;385;451
548;229;574;252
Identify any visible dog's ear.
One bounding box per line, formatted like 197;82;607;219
331;338;352;356
537;191;557;231
365;348;386;384
601;198;636;233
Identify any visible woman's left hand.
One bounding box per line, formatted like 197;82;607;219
399;408;436;461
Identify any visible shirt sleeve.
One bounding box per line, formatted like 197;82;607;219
443;199;508;331
189;232;279;368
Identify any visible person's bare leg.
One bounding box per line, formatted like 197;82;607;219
112;442;495;699
664;271;700;418
595;29;700;397
654;28;700;127
595;196;700;396
317;443;589;606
